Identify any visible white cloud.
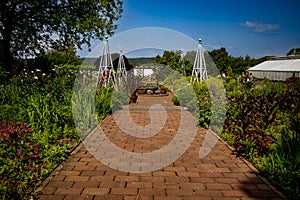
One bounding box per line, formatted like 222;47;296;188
240;20;280;33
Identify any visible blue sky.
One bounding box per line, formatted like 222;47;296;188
78;0;300;58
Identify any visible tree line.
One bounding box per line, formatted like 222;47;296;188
153;48;296;79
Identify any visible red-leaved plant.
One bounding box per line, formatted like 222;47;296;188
0;120;44;199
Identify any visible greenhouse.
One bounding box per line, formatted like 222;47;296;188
248;59;300;81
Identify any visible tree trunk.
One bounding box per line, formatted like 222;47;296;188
1;40;13;75
1;22;13;76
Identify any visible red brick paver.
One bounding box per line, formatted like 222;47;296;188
37;93;285;199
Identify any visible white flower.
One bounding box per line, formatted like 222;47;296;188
34;76;38;80
31;71;34;73
36;69;41;72
42;73;46;76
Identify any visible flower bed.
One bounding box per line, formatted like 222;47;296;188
0;65;119;199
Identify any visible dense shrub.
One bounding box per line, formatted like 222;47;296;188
224;92;279;158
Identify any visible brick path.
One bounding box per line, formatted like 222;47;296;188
37;93;285;200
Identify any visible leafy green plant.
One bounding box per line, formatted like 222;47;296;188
197;96;211;129
191;78;227;131
258;127;300;199
72;85;98;139
172;95;180;106
95;87;113;121
112;88;129;111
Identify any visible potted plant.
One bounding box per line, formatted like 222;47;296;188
137;87;146;94
159;85;168;94
126;72;142;104
129;90;138;103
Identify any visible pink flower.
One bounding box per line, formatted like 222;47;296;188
37;166;41;173
17;150;23;156
30;153;37;160
2;130;9;137
24;166;30;171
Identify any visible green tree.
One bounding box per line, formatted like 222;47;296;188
26;48;82;73
208;47;230;74
208;48;260;78
154;50;185;74
0;0;123;75
183;51;195;76
286;48;300;55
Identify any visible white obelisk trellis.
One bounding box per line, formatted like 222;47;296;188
190;39;208;83
96;36;116;88
117;49;127;84
180;50;186;76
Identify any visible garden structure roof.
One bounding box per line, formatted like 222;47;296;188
249;59;300;72
82;53;133;71
248;59;300;81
